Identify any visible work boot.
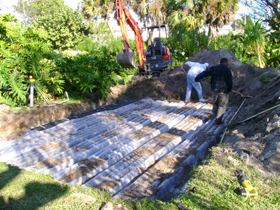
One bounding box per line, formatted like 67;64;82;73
199;98;207;103
185;100;190;103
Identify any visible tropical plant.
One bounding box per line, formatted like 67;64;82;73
0;62;27;107
54;49;125;100
1;15;27;106
168;10;204;32
232;15;248;33
78;34;138;83
211;32;245;60
0;14;65;107
0;14;20;40
241;0;280;57
264;41;280;69
130;0;151;27
167;29;208;67
130;0;167;25
80;20;113;45
242;18;269;68
0;11;139;107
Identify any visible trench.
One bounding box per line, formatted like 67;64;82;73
0;99;235;200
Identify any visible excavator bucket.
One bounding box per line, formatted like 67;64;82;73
117;52;136;69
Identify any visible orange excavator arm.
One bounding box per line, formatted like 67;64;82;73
116;0;145;69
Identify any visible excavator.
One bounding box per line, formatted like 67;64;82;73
115;0;172;76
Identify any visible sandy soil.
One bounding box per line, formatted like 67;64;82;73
1;47;280;178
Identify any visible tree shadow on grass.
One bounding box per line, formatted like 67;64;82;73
0;181;69;210
0;164;69;210
0;164;22;191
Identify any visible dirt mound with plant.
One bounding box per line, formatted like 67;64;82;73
184;48;280;177
1;48;280;177
185;48;280;177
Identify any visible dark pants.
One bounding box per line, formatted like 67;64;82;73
212;91;229;121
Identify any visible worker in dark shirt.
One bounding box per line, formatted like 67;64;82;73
195;57;233;125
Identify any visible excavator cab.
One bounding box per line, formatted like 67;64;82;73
117;24;172;75
144;24;172;75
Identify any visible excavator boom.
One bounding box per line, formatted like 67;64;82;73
115;0;172;75
116;0;145;69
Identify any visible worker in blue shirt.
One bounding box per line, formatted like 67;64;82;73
195;58;233;125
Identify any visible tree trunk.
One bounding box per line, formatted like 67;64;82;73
207;24;213;46
106;17;115;38
257;51;263;68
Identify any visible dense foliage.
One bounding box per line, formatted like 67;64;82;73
168;28;209;67
0;14;135;107
241;0;280;67
13;0;66;25
54;49;129;100
0;14;53;106
31;5;91;50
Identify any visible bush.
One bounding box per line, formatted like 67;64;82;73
0;14;138;107
54;47;135;100
31;5;91;50
0;15;61;107
168;29;209;67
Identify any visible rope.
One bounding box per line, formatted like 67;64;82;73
228;103;280;127
220;102;280;143
220;98;247;144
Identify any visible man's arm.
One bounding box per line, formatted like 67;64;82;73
195;67;211;82
185;61;196;67
180;64;185;72
180;61;198;72
225;69;233;92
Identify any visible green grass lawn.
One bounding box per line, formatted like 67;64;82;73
0;146;279;210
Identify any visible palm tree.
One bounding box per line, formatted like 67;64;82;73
233;15;249;33
81;0;115;35
81;0;95;20
166;0;204;31
242;18;269;68
167;10;184;29
166;0;238;45
167;11;204;31
130;0;151;27
129;0;168;26
149;0;166;25
193;0;239;45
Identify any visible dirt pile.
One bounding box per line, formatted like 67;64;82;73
1;48;280;177
184;48;280;176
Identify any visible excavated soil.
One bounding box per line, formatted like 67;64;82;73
1;47;280;184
